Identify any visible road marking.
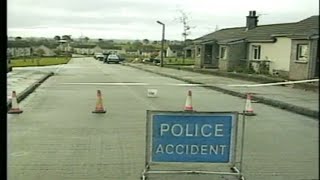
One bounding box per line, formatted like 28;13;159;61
10;151;29;157
59;79;319;87
60;82;203;86
227;79;319;87
166;83;202;86
60;82;149;86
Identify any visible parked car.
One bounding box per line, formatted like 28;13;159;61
96;54;105;61
94;53;104;60
151;58;161;64
104;54;120;64
118;55;126;61
103;53;110;61
142;58;152;63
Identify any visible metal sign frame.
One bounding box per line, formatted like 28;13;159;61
141;110;246;180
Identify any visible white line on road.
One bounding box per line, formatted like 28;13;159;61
59;79;319;87
227;79;319;87
60;82;202;86
60;82;149;86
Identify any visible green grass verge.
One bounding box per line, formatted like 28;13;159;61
164;58;195;64
10;57;71;67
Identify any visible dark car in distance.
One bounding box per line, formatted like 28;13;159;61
104;54;120;64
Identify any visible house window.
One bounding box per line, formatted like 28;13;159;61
252;45;261;60
219;46;227;59
296;44;308;61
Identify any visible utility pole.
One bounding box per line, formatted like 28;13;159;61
157;21;165;67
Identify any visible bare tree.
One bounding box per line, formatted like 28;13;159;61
175;9;195;62
176;10;195;41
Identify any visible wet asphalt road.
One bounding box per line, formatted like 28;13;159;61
8;58;318;180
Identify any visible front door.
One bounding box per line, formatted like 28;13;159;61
204;44;212;64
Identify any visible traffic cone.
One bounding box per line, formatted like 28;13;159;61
244;93;256;116
184;90;194;111
8;91;23;114
92;90;106;113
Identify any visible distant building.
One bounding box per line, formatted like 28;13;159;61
32;45;56;56
166;45;184;57
7;41;32;57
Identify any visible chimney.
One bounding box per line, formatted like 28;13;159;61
246;10;258;30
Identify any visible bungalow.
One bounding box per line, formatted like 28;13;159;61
184;45;195;58
7;40;32;58
32;45;56;56
92;45;103;54
57;39;72;52
73;44;125;55
126;49;140;56
98;45;125;54
193;11;319;80
166;45;184;57
73;44;96;55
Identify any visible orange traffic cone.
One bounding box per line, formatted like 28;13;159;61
8;91;23;114
92;90;106;113
184;90;194;111
244;93;256;116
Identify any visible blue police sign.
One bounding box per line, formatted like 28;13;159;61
146;111;238;164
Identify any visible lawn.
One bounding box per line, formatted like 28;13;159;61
164;58;195;65
10;57;71;67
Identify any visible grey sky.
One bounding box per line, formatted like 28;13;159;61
7;0;319;40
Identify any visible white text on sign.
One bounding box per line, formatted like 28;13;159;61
160;123;224;137
156;144;227;155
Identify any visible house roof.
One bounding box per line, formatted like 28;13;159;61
98;44;122;50
126;49;138;52
195;15;319;44
72;44;97;48
7;40;31;48
168;45;184;51
183;45;195;50
40;44;60;49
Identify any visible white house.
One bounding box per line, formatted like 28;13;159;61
193;11;319;80
32;45;56;56
166;45;184;57
7;41;32;57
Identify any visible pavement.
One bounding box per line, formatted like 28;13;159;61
123;63;319;119
7;65;61;110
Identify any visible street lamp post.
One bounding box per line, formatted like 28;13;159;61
156;20;165;67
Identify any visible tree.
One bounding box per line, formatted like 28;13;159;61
84;37;89;42
15;36;22;41
176;10;194;42
98;38;104;43
132;40;143;49
62;35;72;41
176;9;195;62
36;49;45;57
36;49;45;66
105;40;114;44
142;39;149;44
54;36;61;41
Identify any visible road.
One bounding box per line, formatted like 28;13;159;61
8;57;318;180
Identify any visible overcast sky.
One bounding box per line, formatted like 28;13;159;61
7;0;319;40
